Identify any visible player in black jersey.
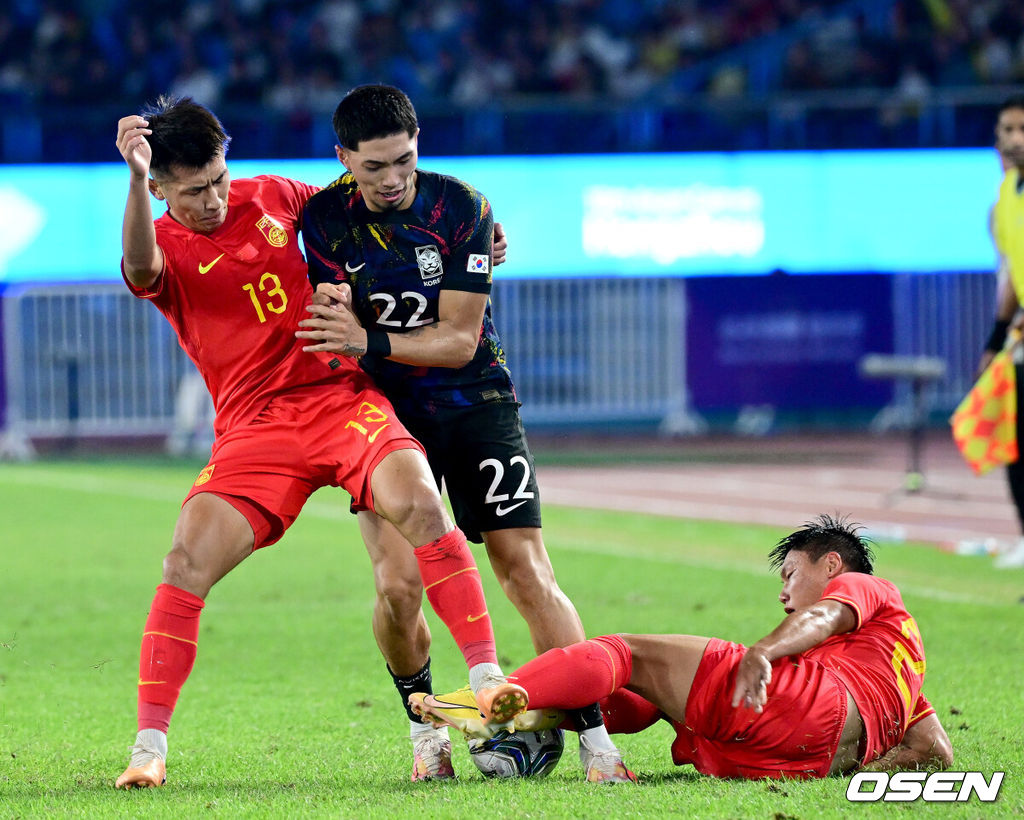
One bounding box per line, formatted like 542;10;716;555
298;84;634;783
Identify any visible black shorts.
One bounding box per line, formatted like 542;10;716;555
402;401;542;543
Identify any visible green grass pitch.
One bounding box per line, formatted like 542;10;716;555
1;458;1022;818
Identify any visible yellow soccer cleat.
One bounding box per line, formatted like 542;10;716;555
513;706;566;733
409;687;492;739
410;683;530;739
475;681;529;725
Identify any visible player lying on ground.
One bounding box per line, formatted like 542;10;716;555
413;514;953;779
112;96;523;789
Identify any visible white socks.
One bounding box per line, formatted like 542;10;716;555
131;728;168;766
468;662;504;694
579;724;617;752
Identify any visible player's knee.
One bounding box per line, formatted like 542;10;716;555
162;545;212;596
375;572;424;619
502;567;562;610
493;551;556;597
382;479;448;536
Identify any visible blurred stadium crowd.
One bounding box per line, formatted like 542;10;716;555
1;0;1022;160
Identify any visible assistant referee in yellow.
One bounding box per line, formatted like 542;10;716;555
980;94;1024;566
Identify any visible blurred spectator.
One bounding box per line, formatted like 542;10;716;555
4;0;1024;159
781;40;827;91
168;46;223;107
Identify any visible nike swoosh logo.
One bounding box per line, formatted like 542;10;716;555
198;253;225;274
467;612;489;622
425;696;477;711
495;500;528;517
344;261;366;273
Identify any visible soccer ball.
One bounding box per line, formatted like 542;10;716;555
468;729;564;778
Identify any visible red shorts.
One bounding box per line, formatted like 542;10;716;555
669;638;847;779
183;379;423;549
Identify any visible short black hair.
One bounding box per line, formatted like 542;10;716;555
998;94;1024;118
332;84;418;151
140;95;230;178
768;513;874;575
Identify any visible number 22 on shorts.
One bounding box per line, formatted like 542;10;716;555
344;402;391;443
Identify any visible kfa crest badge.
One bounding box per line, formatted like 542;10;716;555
415;244;442;280
255;214;288;247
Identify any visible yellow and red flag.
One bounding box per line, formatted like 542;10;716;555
950;347;1018;475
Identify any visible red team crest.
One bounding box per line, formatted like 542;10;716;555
255;215;288;247
194;464;216;486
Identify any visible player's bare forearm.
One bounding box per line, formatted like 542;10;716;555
386;287;485;367
995;266;1021;321
755;600;855;663
862;745;940;772
974;274;1021;378
386;321;477;368
117;114;162;288
296;315;474;365
732;601;855;712
354;287;484;367
861;739;951;772
121;176;161;288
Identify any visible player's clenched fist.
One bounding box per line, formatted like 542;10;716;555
116;115;153;177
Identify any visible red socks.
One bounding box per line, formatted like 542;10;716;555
413;528;498;668
137;583;205;733
599;687;664;735
509;634;633;711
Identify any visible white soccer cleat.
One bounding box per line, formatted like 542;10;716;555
579;735;638;784
411;725;456;782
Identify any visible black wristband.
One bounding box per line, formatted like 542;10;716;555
365;330;391;358
985;319;1011;353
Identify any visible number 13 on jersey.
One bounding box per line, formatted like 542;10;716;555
345;402;392;443
242;272;288;323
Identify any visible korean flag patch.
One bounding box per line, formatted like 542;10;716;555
467;254;490;274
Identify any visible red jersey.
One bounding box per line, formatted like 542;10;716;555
804;573;934;765
124;175;359;435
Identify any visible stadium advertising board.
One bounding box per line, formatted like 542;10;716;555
686;273;894;412
0;149;998;283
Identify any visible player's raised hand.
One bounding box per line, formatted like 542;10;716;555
493;221;508;266
731;647;772;713
116;116;152;178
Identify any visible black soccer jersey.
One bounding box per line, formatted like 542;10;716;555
302;169;516;418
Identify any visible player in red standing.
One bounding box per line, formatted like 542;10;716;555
415;515;952;779
112;96;523;789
